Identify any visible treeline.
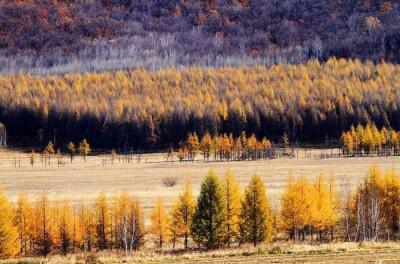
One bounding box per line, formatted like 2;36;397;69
177;132;275;162
1;166;400;259
2;59;400;150
1;0;400;75
341;124;400;156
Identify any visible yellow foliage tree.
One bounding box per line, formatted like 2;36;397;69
115;190;145;255
381;168;400;239
34;195;53;256
279;173;313;241
95;192;110;250
15;193;34;256
310;172;337;241
239;174;274;246
200;132;213;161
149;198;171;248
78;139;91;162
0;188;19;259
221;169;242;247
57;201;73;255
170;176;196;249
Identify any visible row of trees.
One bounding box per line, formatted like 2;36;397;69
341;124;400;156
10;191;146;258
3;59;400;150
37;139;91;166
0;170;273;258
177;132;275;162
344;166;400;242
2;165;400;259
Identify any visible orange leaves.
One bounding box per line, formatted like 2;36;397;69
2;59;400;148
279;172;339;242
380;2;392;12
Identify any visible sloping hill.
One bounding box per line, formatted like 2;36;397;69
0;0;399;74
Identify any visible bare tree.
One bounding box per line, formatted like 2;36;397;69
312;36;323;60
0;123;6;146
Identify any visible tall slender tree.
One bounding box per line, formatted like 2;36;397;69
15;193;34;256
0;188;19;258
149;198;170;248
191;169;225;249
171;175;196;249
78;139;91;163
239;174;274;246
221;169;242;247
95;192;110;250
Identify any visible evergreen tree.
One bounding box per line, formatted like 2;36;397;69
191;169;225;249
239;174;274;246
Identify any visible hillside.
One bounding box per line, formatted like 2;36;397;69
0;0;400;74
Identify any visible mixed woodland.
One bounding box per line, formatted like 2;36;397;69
0;166;398;258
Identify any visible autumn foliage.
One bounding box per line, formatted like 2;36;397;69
341;124;400;156
2;165;400;259
2;59;400;150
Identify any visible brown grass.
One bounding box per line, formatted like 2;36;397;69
2;242;400;263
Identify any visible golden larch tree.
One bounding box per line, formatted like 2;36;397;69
310;172;336;241
34;195;53;256
221;169;242;247
0;188;19;259
58;201;73;255
149;198;171;248
78;139;91;162
239;174;274;246
279;173;313;241
14;193;34;256
95;192;110;250
170;175;196;249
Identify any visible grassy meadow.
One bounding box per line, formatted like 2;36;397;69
1;148;399;219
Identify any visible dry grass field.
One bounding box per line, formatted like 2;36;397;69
2;148;400;263
1;147;399;219
2;242;400;263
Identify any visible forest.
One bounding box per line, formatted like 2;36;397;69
0;0;400;74
0;165;398;258
1;58;400;151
